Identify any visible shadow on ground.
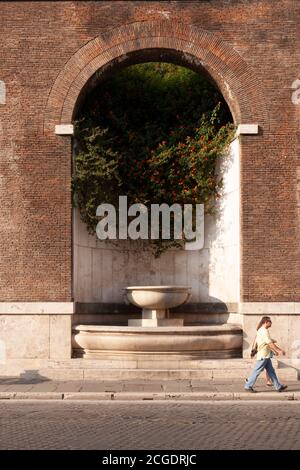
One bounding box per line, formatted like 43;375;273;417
0;370;50;385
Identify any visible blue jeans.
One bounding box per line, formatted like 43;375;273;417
245;358;282;390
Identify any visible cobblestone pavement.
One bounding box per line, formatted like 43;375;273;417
0;400;300;450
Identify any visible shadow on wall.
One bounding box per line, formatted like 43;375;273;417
72;300;234;327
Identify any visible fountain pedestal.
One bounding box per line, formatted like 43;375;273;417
124;285;190;327
128;308;183;327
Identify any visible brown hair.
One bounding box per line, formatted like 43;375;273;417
256;316;271;331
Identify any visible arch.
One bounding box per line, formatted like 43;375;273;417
44;20;267;134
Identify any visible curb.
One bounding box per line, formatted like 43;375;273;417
0;391;299;401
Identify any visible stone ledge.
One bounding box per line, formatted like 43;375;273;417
55;124;73;135
237;124;259;135
0;302;74;315
240;303;300;314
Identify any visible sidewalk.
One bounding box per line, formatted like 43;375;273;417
1;376;300;401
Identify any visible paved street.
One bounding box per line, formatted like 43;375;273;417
0;400;300;450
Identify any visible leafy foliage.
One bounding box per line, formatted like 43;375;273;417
72;63;235;255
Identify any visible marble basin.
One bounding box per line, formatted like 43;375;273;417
124;285;191;327
124;285;191;309
72;324;243;360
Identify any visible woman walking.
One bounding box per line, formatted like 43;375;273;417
244;316;288;393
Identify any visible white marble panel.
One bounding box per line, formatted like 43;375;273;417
121;250;130;298
149;254;162;286
73;242;78;298
209;245;240;303
126;250;139;288
0;315;49;359
289;316;300;359
72;207;79;246
211;191;239;249
186;251;200;301
160;251;175;286
196;248;210;302
50;316;72;359
77;246;92;301
101;249;113;302
77;212;97;248
91;249;102;302
136;250;152;287
174;251;188;286
216;137;240;195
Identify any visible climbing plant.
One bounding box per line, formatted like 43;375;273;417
72;63;235;256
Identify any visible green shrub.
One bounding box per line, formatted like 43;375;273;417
72;63;235;256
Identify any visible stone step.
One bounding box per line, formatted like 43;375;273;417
50;358;253;369
35;367;298;381
0;359;297;381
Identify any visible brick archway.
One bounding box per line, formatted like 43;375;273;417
44;20;267;134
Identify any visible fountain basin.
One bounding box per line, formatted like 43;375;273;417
124;285;191;310
124;285;191;327
72;324;243;360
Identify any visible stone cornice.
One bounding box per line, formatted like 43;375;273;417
240;303;300;314
0;303;74;315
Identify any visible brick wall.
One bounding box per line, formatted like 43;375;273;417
0;1;299;301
